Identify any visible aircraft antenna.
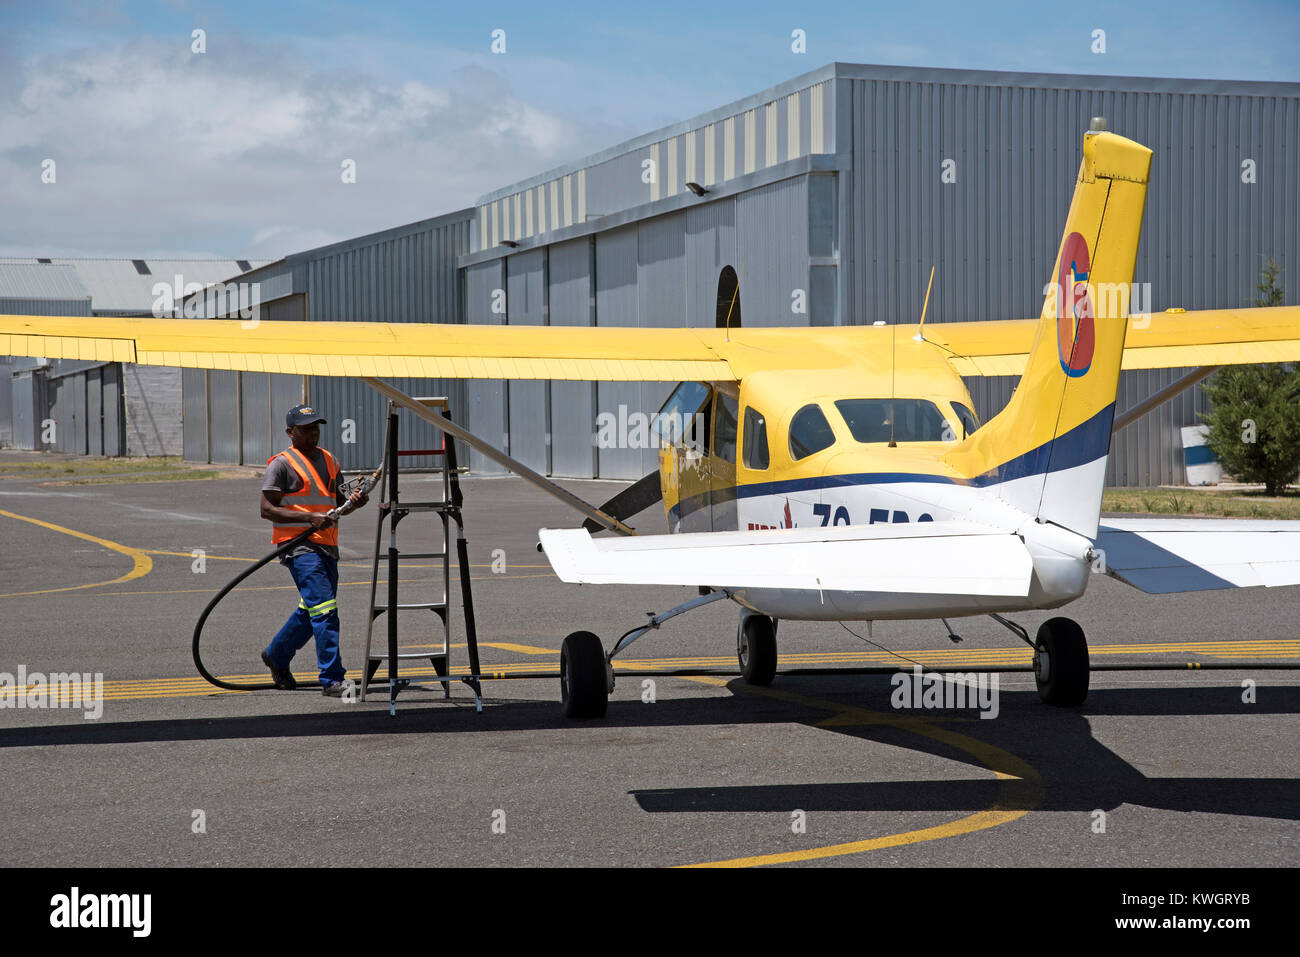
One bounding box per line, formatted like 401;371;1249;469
914;265;935;342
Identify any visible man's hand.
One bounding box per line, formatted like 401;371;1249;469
309;513;336;530
348;489;369;509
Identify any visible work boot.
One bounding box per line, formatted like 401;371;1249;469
322;680;352;698
261;651;297;690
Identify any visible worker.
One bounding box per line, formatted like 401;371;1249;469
259;404;368;696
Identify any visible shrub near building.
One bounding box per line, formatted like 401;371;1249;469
1202;261;1300;495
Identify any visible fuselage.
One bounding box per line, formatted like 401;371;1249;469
654;347;1098;621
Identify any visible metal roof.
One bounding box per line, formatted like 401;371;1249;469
0;263;91;301
178;208;473;310
0;259;271;314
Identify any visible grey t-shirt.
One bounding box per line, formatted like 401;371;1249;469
263;447;345;562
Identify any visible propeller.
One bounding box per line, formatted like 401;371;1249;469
581;470;663;534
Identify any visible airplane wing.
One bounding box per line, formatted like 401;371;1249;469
539;521;1034;596
1095;518;1300;593
2;305;1297;381
0;314;736;382
924;306;1300;376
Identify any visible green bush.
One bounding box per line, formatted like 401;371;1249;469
1200;260;1299;495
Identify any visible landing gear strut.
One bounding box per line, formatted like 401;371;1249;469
558;589;733;719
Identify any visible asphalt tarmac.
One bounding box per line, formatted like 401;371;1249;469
0;454;1296;867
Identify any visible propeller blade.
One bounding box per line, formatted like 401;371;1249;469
582;470;663;533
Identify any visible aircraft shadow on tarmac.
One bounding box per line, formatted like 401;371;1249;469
3;677;1296;823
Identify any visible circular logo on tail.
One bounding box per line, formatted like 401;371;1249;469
1057;231;1095;377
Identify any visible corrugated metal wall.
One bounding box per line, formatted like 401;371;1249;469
305;213;471;471
465;259;507;474
594;226;644;479
549;238;596;477
11;371;40;450
182;369;207;461
185;213;473;469
735;178;811;326
507;249;549;473
841;72;1300;485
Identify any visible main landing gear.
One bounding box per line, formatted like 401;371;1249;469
737;612;778;686
990;613;1090;706
558;589;735;719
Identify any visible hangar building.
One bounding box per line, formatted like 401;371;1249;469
0;258;267;454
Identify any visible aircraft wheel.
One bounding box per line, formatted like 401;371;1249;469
561;631;609;719
738;615;777;686
1033;617;1089;706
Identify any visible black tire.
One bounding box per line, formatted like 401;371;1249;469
738;615;778;686
1033;617;1089;706
561;631;608;719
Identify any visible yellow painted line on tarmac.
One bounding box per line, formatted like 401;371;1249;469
58;573;554;599
0;509;153;598
144;548;551;570
404;642;561;655
25;639;1299;703
674;677;1043;868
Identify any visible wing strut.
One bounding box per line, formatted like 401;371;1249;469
1111;365;1219;433
362;377;635;536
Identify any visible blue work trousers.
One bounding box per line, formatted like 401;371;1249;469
264;549;346;687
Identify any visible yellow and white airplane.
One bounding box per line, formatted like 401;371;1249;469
5;121;1300;717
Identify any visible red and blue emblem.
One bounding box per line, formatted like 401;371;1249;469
1056;231;1095;377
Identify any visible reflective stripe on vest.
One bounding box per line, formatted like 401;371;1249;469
270;446;340;547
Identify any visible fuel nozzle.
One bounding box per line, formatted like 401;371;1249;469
327;468;382;520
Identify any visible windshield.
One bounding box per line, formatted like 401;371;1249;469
834;398;953;443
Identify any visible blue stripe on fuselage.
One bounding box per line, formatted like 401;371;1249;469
667;403;1115;524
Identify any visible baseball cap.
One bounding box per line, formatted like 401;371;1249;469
286;404;327;427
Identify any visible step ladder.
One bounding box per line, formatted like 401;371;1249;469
358;398;484;716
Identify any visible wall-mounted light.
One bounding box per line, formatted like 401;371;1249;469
499;239;519;248
685;182;709;197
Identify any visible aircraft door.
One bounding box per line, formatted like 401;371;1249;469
654;382;712;533
710;391;739;531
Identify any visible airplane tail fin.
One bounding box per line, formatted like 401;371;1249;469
946;123;1153;538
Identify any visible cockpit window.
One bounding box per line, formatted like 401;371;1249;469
834;399;952;443
743;407;769;469
714;393;739;464
654;381;711;449
952;402;980;438
788;404;837;460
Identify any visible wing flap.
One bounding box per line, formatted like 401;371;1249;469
539;522;1034;596
1096;519;1300;593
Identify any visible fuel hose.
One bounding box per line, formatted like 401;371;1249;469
192;469;379;692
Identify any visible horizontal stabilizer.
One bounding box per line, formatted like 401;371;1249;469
539;522;1034;597
1096;519;1300;593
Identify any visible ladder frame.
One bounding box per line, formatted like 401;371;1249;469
358;398;484;715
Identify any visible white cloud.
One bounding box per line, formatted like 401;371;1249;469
0;34;597;258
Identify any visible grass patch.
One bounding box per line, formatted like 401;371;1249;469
1103;487;1300;519
0;455;229;485
55;471;222;486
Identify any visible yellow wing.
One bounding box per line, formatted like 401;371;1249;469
3;306;1298;381
924;306;1300;376
0;315;734;381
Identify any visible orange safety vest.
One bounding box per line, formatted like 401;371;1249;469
268;446;341;547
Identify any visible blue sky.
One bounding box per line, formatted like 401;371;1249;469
2;0;1296;258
